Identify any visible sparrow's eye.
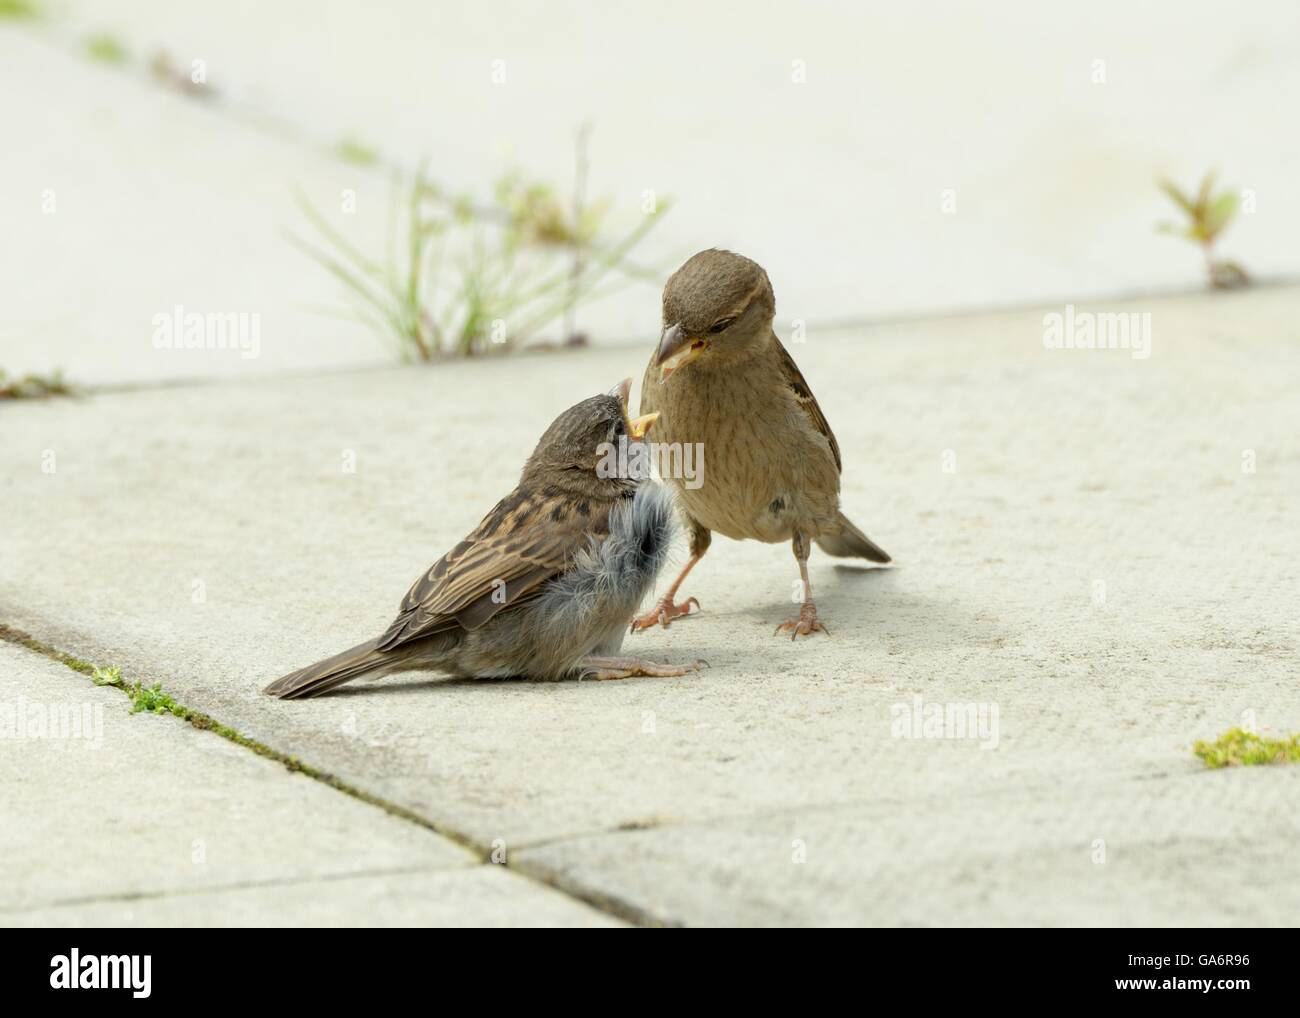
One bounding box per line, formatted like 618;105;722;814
708;317;735;335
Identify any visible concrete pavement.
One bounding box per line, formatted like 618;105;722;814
0;643;620;926
3;285;1297;925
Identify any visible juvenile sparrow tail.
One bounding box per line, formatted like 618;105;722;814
816;512;891;564
263;637;390;700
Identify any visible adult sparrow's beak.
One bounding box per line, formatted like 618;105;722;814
608;378;659;439
656;323;707;381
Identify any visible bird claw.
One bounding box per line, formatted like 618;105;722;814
774;605;829;640
630;596;700;632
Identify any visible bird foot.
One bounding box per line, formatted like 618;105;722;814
578;656;707;681
775;603;829;640
629;595;700;632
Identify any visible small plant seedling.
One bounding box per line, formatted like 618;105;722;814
91;666;187;719
90;665;123;688
1193;728;1300;769
1157;171;1249;289
128;682;187;717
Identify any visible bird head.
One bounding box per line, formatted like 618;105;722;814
655;248;776;382
522;379;659;494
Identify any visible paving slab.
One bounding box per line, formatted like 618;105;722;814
517;768;1300;927
0;641;473;909
2;287;1298;923
4;865;623;928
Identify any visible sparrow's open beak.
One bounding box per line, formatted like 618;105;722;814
608;378;659;440
656;323;707;381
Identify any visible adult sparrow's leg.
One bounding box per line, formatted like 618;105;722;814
631;521;711;631
775;531;828;639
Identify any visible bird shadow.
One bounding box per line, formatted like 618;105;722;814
280;562;997;698
313;658;719;699
322;673;561;699
718;562;1009;654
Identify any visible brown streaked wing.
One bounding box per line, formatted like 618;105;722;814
375;487;614;650
773;336;842;473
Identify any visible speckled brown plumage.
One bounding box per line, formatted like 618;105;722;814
265;385;701;697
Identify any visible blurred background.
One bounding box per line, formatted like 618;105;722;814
2;0;1298;385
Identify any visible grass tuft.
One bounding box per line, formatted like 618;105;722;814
293;131;670;360
1193;728;1300;769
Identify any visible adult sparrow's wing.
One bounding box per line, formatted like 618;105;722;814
773;336;842;473
777;337;890;563
375;488;617;650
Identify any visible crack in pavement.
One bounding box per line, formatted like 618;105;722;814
0;623;664;927
0;863;467;914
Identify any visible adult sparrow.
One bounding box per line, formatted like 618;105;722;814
265;380;702;698
633;249;890;639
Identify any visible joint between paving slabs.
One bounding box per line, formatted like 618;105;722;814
0;623;666;927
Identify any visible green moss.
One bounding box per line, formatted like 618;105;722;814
85;33;130;65
1194;728;1300;769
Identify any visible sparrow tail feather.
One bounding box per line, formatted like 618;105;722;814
263;637;390;699
816;512;891;563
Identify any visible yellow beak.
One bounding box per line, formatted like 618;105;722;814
608;377;658;439
628;412;660;439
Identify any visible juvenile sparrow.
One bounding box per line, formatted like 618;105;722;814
633;249;890;639
265;381;702;698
